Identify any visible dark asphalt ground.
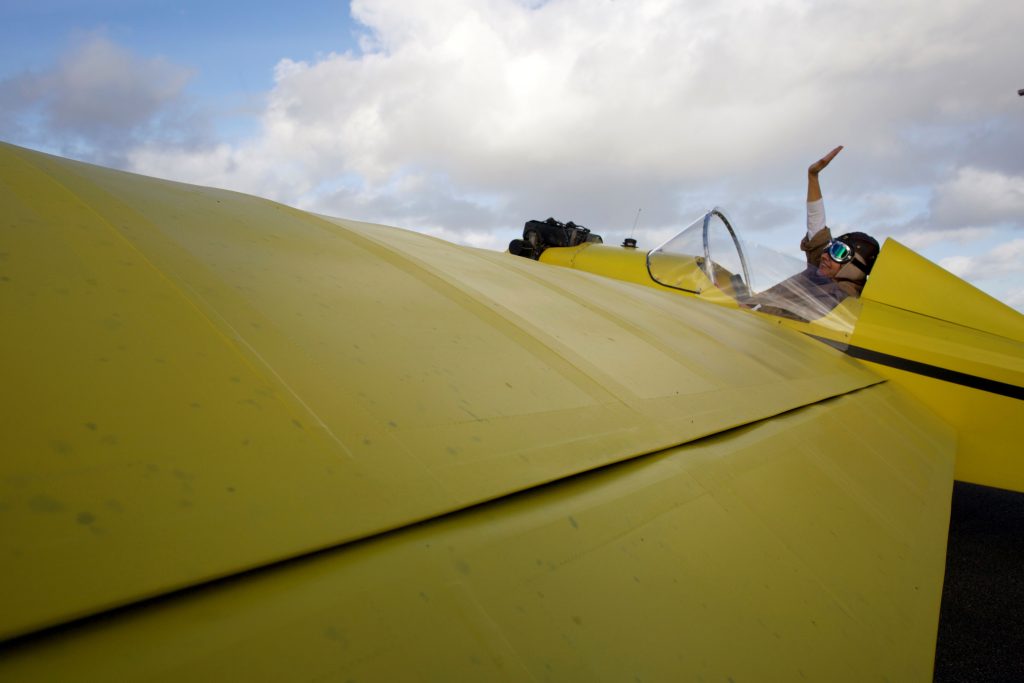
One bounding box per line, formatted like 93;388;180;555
934;481;1024;682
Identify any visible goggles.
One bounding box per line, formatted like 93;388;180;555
825;239;854;264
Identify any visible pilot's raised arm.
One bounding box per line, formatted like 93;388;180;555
742;145;878;320
801;145;843;265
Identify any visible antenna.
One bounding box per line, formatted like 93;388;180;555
630;208;642;238
623;208;642;249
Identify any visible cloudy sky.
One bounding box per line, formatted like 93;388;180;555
3;0;1023;308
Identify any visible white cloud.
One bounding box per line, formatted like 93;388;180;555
4;0;1023;305
47;35;191;133
899;227;994;250
933;235;1024;310
124;0;1024;234
939;239;1024;280
929;167;1024;228
0;33;200;163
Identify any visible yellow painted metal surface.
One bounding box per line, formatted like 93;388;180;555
851;299;1024;391
0;142;882;640
864;239;1024;343
541;242;738;307
540;243;655;287
852;241;1024;492
858;361;1022;491
0;383;955;682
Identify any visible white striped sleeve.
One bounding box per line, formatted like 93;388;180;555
806;199;826;239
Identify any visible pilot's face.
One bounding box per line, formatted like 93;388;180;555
818;253;842;280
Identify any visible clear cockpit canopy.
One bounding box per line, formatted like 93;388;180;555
647;209;860;332
647;209;752;298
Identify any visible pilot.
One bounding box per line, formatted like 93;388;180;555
745;146;879;319
801;145;880;299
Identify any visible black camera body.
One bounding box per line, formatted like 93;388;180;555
508;217;602;260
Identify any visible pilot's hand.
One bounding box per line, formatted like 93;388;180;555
809;146;843;175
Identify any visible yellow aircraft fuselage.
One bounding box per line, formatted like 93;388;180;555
538;238;1024;493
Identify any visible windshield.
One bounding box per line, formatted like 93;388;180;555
647;209;751;297
648;209;860;330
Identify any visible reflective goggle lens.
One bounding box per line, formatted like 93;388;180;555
827;240;853;263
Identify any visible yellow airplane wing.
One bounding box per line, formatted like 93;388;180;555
1;142;955;680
